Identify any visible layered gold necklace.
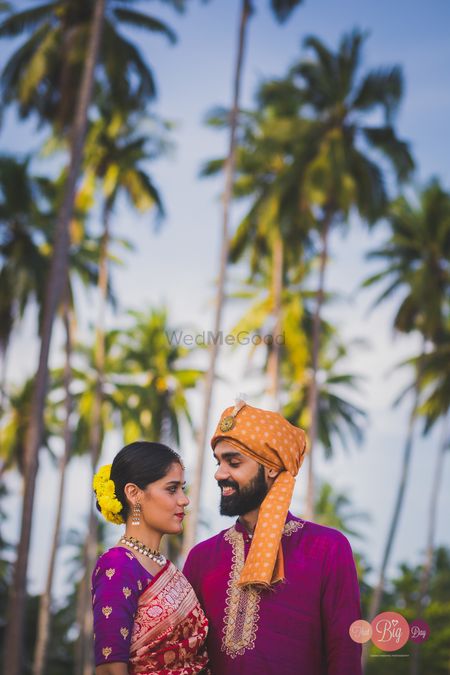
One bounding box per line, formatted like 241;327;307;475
120;535;167;567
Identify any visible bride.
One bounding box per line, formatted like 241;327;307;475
91;441;209;674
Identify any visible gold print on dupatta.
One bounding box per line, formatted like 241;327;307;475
222;527;261;658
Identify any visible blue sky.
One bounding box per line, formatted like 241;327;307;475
2;0;450;601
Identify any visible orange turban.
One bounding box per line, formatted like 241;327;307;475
211;401;307;588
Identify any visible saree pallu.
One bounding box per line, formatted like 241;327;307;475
129;560;209;675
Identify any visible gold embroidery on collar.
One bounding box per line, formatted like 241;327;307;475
283;519;305;537
222;519;304;657
222;527;261;658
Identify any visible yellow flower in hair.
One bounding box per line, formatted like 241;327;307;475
93;464;124;524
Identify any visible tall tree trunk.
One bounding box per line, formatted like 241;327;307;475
362;365;423;672
304;212;331;521
267;231;284;410
0;347;7;422
0;348;10;478
76;202;110;675
32;293;74;675
182;0;253;559
0;346;11;476
409;415;449;675
3;4;105;673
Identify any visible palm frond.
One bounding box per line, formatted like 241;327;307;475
362;126;414;182
353;66;404;121
112;7;177;44
0;2;55;38
270;0;304;24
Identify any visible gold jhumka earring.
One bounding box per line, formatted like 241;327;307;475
131;502;141;526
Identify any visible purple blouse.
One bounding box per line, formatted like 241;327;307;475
183;513;362;675
91;546;153;666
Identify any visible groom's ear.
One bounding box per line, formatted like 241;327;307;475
265;467;279;488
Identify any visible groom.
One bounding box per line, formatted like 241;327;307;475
183;401;362;675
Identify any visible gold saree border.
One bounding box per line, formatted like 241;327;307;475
130;561;198;654
222;518;305;658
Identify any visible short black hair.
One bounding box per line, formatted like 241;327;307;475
97;441;182;520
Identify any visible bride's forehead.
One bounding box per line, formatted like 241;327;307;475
165;462;184;478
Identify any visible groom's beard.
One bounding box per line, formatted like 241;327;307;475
219;465;268;516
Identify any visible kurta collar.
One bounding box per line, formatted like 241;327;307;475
235;510;297;538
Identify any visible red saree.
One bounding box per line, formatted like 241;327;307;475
129;560;209;674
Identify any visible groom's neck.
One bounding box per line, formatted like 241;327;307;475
238;507;260;535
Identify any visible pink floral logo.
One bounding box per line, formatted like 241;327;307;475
371;611;410;651
409;619;430;644
349;619;372;644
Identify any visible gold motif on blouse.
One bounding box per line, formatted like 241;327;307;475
105;568;115;580
125;552;134;560
120;627;129;640
137;579;142;591
102;606;112;619
102;647;112;659
123;586;131;598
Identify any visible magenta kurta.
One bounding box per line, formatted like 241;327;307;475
183;513;362;675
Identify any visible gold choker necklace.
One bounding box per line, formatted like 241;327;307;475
120;535;166;567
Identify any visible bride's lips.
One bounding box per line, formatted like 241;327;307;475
175;513;185;520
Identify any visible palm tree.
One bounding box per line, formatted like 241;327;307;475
199;95;319;403
184;0;305;559
410;420;449;675
361;180;450;664
199;29;413;522
0;166;107;675
280;29;415;519
0;3;182;670
81;105;166;473
119;307;204;445
0;377;55;478
314;481;369;539
74;111;166;675
32;292;74;675
221;106;318;404
226;270;311;402
2;4;106;671
283;333;367;459
0;156;53;392
0;158;102;444
0;0;181;129
409;336;450;675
